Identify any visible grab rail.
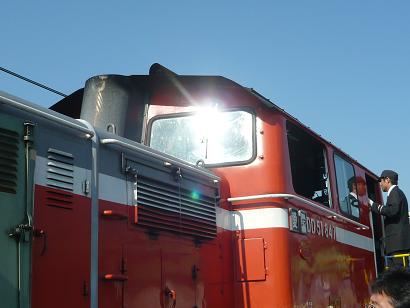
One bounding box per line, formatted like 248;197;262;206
228;193;369;230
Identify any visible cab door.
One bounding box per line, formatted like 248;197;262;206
0;113;33;308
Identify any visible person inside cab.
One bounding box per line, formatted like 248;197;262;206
345;176;366;218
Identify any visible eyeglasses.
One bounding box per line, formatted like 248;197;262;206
366;304;376;308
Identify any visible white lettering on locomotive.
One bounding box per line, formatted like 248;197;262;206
304;215;335;239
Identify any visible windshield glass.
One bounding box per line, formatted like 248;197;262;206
149;109;254;165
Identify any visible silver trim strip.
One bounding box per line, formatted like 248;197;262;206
227;193;369;230
0;92;94;137
100;138;219;180
335;226;374;252
232;208;289;231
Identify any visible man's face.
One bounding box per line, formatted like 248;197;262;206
379;178;390;192
370;292;394;308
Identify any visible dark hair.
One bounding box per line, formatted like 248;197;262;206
371;268;410;307
347;176;356;191
379;176;398;185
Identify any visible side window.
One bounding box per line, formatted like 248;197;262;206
334;154;359;218
286;121;330;207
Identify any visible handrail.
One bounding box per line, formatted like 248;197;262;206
77;120;99;308
99;138;220;181
0;92;94;137
227;193;369;230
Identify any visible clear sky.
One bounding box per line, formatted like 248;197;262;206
2;1;409;199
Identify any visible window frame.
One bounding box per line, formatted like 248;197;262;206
286;120;332;208
333;152;360;220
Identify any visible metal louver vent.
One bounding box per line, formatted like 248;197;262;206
46;148;74;191
136;176;217;240
45;189;74;209
0;127;19;194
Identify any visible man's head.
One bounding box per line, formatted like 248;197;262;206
348;176;356;193
370;268;410;307
378;170;398;192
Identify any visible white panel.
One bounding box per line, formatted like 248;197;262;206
216;207;289;231
233;208;289;230
99;173;127;205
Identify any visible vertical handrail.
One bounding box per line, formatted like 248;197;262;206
78;120;99;308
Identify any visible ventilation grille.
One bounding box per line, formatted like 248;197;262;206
46;148;74;191
136;176;217;240
45;189;74;209
0;128;19;194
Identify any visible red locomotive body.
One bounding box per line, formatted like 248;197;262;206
0;64;383;308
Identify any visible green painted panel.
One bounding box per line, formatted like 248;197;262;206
0;112;32;308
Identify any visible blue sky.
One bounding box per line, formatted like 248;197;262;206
2;1;409;198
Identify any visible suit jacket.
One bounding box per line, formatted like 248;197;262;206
371;186;410;255
348;193;359;217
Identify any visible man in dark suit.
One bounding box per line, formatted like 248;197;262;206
369;170;410;256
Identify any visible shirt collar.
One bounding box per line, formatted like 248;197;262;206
349;192;357;199
387;185;397;196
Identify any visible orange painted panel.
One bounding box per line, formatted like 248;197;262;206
235;238;266;282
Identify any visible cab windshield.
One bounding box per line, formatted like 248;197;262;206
149;109;254;166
